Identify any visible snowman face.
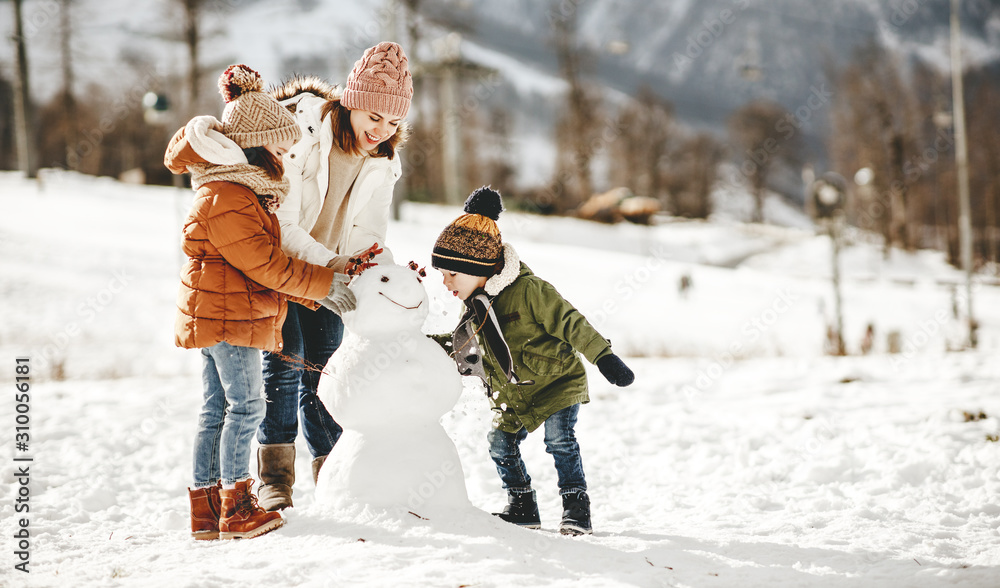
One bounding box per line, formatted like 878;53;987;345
343;264;430;336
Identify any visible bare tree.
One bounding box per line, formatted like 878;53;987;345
180;0;202;118
610;86;673;202
728;100;795;223
59;0;79;169
480;107;516;196
667;133;723;219
830;40;918;255
550;2;603;213
966;66;1000;266
12;0;39;178
0;74;14;169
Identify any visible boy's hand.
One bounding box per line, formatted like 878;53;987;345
597;354;634;387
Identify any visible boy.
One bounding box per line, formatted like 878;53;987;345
431;187;634;535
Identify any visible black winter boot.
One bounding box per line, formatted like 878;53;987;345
559;490;592;535
493;490;541;529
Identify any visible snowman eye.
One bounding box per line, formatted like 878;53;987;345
381;276;389;283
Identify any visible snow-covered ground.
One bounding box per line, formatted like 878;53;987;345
0;170;999;587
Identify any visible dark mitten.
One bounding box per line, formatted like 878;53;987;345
596;354;634;387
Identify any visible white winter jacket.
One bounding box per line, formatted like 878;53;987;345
276;90;399;266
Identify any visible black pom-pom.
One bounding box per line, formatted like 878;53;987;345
463;186;504;220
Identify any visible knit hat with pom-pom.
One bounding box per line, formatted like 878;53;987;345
218;64;301;149
341;42;413;119
432;187;505;277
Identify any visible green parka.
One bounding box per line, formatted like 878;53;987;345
437;244;613;433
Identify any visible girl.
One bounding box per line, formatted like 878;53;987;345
165;64;355;540
255;42;413;511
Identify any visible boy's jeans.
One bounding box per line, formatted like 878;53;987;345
193;341;267;487
258;302;344;458
487;403;587;496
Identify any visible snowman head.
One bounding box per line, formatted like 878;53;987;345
343;263;429;337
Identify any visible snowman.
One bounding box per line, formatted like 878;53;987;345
316;263;471;514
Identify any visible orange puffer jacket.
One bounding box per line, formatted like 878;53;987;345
165;125;335;352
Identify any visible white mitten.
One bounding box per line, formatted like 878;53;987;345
319;274;356;315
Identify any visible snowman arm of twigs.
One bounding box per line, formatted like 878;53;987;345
345;243;384;276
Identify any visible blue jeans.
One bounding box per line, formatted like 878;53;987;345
487;403;587;496
258;302;344;458
193;342;267;487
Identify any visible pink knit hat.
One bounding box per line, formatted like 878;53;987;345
341;42;413;119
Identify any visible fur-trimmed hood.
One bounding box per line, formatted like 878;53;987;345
485;243;520;297
270;75;341;103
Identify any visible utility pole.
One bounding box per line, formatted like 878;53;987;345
12;0;39;178
950;0;975;348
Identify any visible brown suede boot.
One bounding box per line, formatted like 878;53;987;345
219;479;284;540
311;454;328;485
188;482;222;540
257;443;295;511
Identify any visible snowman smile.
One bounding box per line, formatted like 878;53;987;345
379;292;423;310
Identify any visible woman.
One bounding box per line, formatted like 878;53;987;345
165;64;356;540
256;42;413;511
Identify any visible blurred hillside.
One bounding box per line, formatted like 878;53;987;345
1;0;998;230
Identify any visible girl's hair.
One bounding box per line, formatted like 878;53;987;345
320;98;408;159
243;146;284;181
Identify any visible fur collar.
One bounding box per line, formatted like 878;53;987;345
485;243;520;296
270;75;341;103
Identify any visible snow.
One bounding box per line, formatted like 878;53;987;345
1;170;999;587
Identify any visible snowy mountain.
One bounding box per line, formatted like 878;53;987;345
414;0;1000;160
2;0;998;189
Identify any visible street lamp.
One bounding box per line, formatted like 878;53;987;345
812;172;848;356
